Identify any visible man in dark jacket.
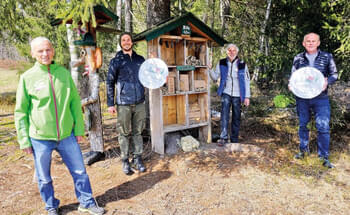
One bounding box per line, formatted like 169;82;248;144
290;32;338;168
107;32;146;175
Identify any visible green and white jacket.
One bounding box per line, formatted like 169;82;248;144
15;62;84;149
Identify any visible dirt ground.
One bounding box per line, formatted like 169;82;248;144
1;61;350;215
1;110;350;215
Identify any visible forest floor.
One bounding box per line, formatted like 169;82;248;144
1;63;350;215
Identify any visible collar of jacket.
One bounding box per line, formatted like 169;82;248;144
226;56;238;64
35;61;57;71
116;50;137;58
302;49;320;59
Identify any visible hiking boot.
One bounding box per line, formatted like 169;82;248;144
294;151;309;159
78;204;104;215
217;139;227;147
132;156;146;172
320;158;334;169
47;208;59;215
122;159;133;175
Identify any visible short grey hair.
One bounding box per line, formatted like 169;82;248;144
30;37;52;50
225;43;239;53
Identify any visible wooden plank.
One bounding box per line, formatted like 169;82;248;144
199;42;206;66
159;35;183;40
199;95;205;121
164;122;208;133
179;74;189;92
161;40;175;65
176;95;186;125
149;88;164;154
167;76;175;94
163;96;177;125
184;37;208;42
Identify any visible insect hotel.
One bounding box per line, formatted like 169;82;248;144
134;12;226;154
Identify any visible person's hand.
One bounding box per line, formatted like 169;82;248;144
108;106;116;114
322;77;328;91
22;147;33;154
76;136;83;143
288;84;292;91
244;98;250;106
208;63;212;70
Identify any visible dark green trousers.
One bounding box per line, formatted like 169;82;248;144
116;103;146;160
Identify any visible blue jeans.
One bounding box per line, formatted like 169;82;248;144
220;94;241;142
31;133;96;211
296;96;330;159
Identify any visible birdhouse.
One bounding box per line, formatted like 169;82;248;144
134;12;227;154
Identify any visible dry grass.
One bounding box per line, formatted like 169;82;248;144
0;68;18;114
1;67;350;214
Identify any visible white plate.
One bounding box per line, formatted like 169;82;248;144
139;58;168;89
289;66;325;99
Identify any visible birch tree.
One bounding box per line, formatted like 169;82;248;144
252;0;272;81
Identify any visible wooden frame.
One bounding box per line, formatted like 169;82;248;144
148;32;212;154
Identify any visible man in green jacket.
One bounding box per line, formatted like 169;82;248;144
14;37;104;215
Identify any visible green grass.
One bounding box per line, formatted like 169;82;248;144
0;68;19;114
0;68;19;94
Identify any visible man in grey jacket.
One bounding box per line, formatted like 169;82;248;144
209;43;250;146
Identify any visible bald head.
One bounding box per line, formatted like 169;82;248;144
302;33;320;54
303;33;320;43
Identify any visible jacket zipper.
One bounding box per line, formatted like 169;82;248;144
47;66;60;141
130;53;137;102
230;60;234;96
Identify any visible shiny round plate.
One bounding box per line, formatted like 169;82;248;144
139;58;168;89
289;67;325;99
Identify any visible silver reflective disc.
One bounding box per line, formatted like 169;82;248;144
289;67;325;99
139;58;168;89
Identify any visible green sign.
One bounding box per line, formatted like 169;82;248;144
176;65;195;71
182;25;191;35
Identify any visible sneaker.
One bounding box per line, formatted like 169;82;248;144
321;158;334;169
78;204;104;215
47;208;59;215
217;139;227;147
294;151;309;159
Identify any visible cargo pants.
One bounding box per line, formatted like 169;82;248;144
116;102;146;160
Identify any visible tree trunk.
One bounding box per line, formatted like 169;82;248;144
210;0;216;29
66;24;79;86
66;24;104;155
116;0;122;51
253;0;272;81
202;0;209;24
220;0;230;37
145;0;171;137
125;0;132;33
116;0;122;31
146;0;170;28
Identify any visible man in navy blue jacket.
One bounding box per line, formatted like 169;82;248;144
107;32;146;175
290;32;338;168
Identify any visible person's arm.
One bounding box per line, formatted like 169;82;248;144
244;64;250;106
69;73;85;137
14;75;32;151
209;62;220;81
327;53;338;85
106;58;118;114
289;56;298;91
